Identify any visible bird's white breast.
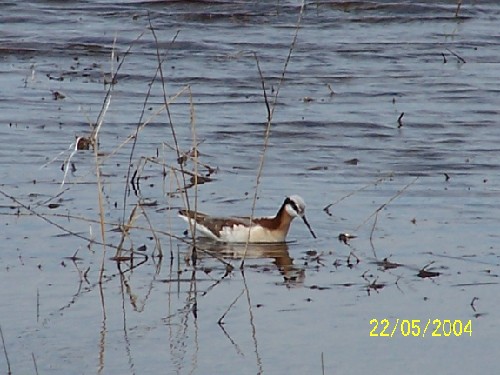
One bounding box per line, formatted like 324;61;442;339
220;224;285;243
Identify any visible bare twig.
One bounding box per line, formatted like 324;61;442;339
470;296;478;312
323;175;389;215
355;177;419;233
0;188;116;249
397;112;404;128
327;83;335;96
218;324;245;357
354;177;419;260
369;211;379;259
218;288;245;325
445;47;466;63
255;52;271;123
138;204;163;258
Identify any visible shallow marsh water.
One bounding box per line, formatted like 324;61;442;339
1;1;500;374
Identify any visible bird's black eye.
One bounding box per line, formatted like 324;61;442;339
285;197;299;213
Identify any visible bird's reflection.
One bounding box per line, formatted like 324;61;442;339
195;239;304;286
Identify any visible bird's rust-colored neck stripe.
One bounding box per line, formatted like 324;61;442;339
253;201;293;232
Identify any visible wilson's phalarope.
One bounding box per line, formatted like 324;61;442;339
179;195;316;243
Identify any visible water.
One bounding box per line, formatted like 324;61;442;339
1;1;500;374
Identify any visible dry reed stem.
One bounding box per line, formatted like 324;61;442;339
0;324;11;375
147;18;203;266
239;0;306;268
194;246;234;270
117;260;163;314
115;205;141;256
60;143;80;188
455;0;463;17
94;38;123;283
147;20;193;211
39;253;146;329
242;270;263;373
62;31;145;282
98;282;106;373
58;31;145;189
189;270;198;319
95;140;107;284
369;211;380;259
32;352;39;375
217;0;306;328
0;209;185;244
166;164;175;260
36;288;40;322
218;324;245;356
121;26;181;223
188;86;199;263
100;86;190;167
91;32;145;142
138;204;163;258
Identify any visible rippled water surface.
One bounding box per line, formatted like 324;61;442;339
1;1;500;374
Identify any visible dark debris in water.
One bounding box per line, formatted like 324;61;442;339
366;279;385;295
373;257;402;270
417;268;440;278
51;90;65;100
305;250;317;257
416;261;441;278
482;269;499;278
47;73;63;81
344;158;359;165
303;250;326;267
190;174;212;184
323;204;333;216
309;284;330;290
76;136;93;150
110;256;133;262
307;165;328;171
338;233;357;245
347;251;360;266
369;281;385;290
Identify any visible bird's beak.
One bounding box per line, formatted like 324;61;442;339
302;215;317;239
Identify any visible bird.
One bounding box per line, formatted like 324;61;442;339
178;195;316;243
